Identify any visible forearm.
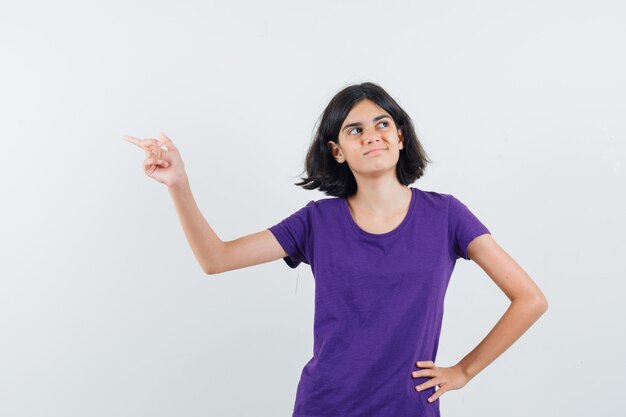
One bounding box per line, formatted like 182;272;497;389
456;297;548;382
167;177;224;274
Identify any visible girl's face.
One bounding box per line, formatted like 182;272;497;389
327;99;404;178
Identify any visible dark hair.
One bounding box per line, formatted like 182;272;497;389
295;82;431;198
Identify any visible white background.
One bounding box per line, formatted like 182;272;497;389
1;0;624;416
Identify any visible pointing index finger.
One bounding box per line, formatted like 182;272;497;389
122;135;161;150
122;135;142;147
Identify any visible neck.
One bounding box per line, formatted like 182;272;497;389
347;181;411;217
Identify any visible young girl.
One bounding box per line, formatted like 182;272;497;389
123;82;548;417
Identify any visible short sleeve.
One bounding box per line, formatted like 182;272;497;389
448;194;491;261
267;200;315;269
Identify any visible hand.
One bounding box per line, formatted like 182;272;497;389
411;360;469;403
122;132;187;188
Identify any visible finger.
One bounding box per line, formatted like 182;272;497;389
411;369;436;378
143;157;155;176
148;134;169;152
122;135;144;147
123;135;163;151
159;131;171;144
143;157;170;169
415;378;442;392
144;157;168;168
144;158;160;174
147;143;163;159
427;386;445;403
416;361;435;368
159;131;175;150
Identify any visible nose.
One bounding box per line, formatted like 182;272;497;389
362;126;382;143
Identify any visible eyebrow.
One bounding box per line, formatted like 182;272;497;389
342;114;391;131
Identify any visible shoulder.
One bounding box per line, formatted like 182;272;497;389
304;196;342;211
281;196;342;223
411;186;454;209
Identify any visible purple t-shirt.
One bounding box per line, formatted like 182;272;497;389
267;186;490;417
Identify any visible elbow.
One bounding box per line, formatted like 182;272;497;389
204;242;227;276
203;264;221;276
530;294;549;316
514;293;548;315
534;288;549;312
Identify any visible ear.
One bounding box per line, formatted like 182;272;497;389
397;128;404;150
327;140;345;163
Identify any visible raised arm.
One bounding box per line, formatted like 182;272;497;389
123;132;288;275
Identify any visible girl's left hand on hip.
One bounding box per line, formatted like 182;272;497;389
411;360;470;403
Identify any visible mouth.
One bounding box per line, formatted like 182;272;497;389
364;148;387;156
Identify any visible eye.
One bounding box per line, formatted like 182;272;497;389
347;121;390;135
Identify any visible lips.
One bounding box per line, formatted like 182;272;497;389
364;147;387;155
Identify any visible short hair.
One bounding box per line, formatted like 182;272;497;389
294;82;432;198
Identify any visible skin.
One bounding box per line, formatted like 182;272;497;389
328;99;549;403
122;131;188;188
